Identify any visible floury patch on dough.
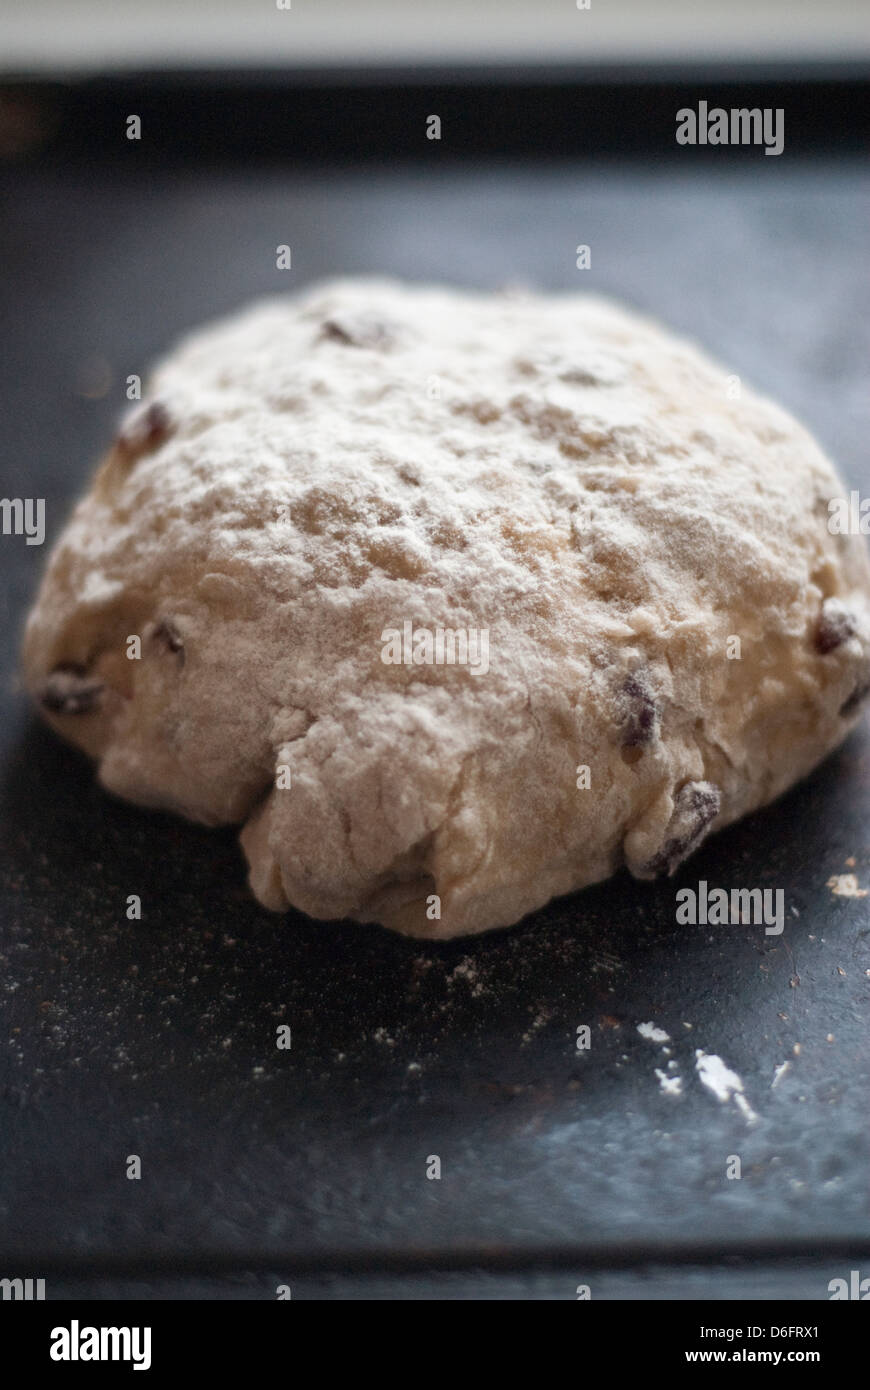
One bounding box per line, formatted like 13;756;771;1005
21;278;870;938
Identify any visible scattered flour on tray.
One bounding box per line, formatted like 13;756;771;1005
772;1060;791;1089
637;1021;670;1043
654;1067;683;1096
695;1049;758;1124
827;873;868;898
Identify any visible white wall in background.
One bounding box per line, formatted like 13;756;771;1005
1;0;869;75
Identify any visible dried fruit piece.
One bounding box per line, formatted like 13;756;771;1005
318;314;394;349
116;400;172;461
815;599;856;654
620;672;658;748
151;618;184;663
645;780;721;877
40;663;103;715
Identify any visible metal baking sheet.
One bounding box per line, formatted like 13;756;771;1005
1;93;868;1298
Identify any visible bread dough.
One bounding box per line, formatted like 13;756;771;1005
22;279;870;937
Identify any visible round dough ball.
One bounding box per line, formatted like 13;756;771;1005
22;279;870;937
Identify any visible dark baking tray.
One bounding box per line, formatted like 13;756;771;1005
1;65;869;1300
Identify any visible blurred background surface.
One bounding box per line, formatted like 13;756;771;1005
2;0;870;73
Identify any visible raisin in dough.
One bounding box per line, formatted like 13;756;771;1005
22;279;870;937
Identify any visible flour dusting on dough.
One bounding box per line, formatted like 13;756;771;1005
22;278;870;937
